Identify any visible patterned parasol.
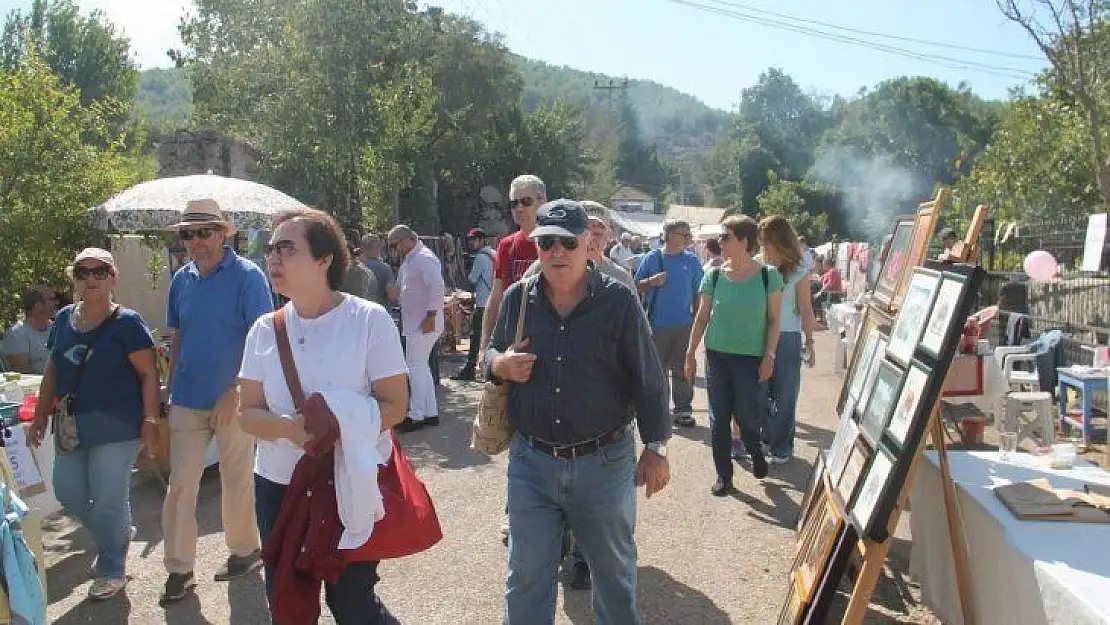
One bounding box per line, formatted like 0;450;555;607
88;174;307;232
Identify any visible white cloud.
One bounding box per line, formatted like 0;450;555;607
81;0;191;68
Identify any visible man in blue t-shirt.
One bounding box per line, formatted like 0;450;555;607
635;218;704;426
160;199;274;604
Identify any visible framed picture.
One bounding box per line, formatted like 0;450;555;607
846;330;881;406
777;577;804;625
803;522;859;624
834;441;868;509
892;188;947;311
920;272;969;358
855;336;889;419
850;446;898;541
826;416;859;486
887;269;941;367
860;360;903;446
798;496;844;603
836;304;894;414
795;452;827;535
873;215;916;311
886;361;932;450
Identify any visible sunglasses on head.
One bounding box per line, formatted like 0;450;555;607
536;235;580;251
510;197;537;209
263;240;297;258
179;226;220;241
74;265;112;280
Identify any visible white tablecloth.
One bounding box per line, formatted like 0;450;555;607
910;450;1110;625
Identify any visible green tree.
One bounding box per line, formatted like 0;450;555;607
0;57;153;328
1;0;139;131
702;120;780;214
739;68;829;178
756;175;831;241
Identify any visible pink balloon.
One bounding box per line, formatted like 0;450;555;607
1023;250;1058;281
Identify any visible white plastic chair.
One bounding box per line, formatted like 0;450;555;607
993;329;1064;393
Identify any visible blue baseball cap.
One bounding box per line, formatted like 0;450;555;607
529;199;589;239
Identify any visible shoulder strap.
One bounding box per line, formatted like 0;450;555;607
646;250;664;323
513;277;531;344
69;305;121;397
710;267;721;293
272;309;307;410
761;266;769;291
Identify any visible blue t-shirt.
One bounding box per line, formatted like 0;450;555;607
635;249;705;329
168;248;273;410
48;305;155;448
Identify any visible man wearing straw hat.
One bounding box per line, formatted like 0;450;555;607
160;199;274;604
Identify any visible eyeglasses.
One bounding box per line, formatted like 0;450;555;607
74;265;112;280
179;227;220;241
536;235;580;251
510;197;537;209
263;240;298;258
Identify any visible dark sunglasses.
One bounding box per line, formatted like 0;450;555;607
510;197;537;209
263;240;297;258
179;227;220;241
536;235;580;251
74;265;112;280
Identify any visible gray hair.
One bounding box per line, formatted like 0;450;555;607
361;233;382;252
663;218;691;235
509;174;546;200
387;224;418;242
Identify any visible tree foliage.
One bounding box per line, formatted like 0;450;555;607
0;57;153;328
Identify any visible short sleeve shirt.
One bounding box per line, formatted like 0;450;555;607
2;321;51;374
48;305;155;447
494;230;539;285
700;264;784;357
239;295;408;485
635;249;705;329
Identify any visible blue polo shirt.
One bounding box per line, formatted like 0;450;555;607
168;247;273;410
635;248;704;329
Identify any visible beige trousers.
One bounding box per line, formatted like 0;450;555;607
162;405;259;574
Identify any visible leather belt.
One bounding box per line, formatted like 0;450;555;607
525;425;631;459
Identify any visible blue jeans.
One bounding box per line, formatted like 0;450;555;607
255;474;397;625
52;438;141;580
706;350;764;482
764;332;803;458
505;432;639;625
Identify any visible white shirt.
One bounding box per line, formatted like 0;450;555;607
609;244;634;268
238;295;408;485
397;241;445;336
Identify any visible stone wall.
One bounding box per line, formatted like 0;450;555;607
156;129;261;179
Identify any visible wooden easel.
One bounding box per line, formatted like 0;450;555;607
840;368;976;625
941;204;988;264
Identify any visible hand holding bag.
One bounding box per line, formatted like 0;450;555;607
471;279;531;455
272;308;442;560
53;306;119;454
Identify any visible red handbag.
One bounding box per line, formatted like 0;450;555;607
273;309;443;562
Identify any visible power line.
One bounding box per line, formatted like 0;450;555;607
701;0;1043;62
659;0;1039;81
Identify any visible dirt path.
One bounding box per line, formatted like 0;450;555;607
42;330;938;624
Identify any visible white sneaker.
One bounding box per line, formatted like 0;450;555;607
499;517;510;546
130;525;137;541
88;577;127;600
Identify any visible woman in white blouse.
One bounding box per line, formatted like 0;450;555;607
236;207;408;624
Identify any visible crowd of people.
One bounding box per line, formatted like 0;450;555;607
0;172;834;624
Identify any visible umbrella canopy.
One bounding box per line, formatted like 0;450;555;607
89;174;307;232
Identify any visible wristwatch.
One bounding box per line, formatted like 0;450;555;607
645;442;668;458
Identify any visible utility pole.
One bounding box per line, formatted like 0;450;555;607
593;78;629;114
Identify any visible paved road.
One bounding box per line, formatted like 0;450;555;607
42;331;936;623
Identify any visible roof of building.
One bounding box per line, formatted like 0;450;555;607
609;185;654;202
665;204;727;227
609;209;664;238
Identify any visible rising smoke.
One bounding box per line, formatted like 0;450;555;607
808;147;926;240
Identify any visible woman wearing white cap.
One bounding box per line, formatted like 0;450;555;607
28;248;161;600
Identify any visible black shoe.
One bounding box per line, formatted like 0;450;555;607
159;572;196;604
567;563;592;590
451;370;476;381
214;550;262;581
422;416;441;427
751;452;769;479
711;478;734;497
672;411;696;427
395;417;424;433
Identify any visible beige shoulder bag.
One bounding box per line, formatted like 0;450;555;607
471;281;530;455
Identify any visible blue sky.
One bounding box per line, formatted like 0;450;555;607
1;0;1048;109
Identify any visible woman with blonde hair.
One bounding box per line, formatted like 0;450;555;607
28;248;161;600
757;216;817;463
685;216;784;496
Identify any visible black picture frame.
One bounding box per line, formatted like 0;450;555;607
859;360;904;447
802;522;859;625
855;335;889;421
886;268;941;367
885;359;934;451
849;445;898;540
919;271;970;359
